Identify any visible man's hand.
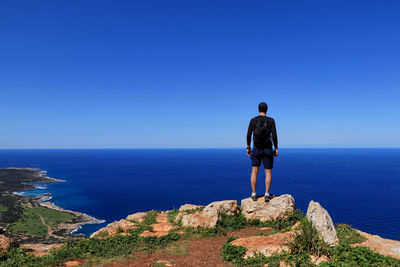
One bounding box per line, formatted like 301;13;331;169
274;149;279;157
247;148;251;157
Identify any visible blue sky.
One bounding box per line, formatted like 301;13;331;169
1;0;399;148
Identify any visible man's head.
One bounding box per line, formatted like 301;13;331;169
258;102;268;113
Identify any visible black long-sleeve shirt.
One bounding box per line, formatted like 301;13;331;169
247;115;278;149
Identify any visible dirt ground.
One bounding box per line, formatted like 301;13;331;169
105;227;272;267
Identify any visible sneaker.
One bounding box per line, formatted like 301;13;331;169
251;194;257;201
265;194;277;202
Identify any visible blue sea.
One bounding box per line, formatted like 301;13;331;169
0;149;399;240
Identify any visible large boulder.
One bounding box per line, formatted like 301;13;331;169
241;194;295;222
306;200;338;246
181;200;238;228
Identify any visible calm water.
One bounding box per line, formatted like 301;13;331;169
0;149;399;240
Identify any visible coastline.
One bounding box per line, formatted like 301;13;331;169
11;167;105;237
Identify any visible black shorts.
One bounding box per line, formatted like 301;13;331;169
250;146;274;169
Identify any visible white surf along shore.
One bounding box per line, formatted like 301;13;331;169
12;168;105;235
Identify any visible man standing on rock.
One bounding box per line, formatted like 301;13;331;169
246;102;278;202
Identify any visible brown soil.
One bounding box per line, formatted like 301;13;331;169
105;227;273;267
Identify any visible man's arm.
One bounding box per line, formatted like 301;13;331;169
246;119;253;156
271;119;278;155
246;119;253;148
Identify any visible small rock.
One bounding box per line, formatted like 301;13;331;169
310;254;329;264
155;260;174;266
140;213;179;237
306;201;338;246
181;200;238;228
90;219;137;238
178;204;204;212
126;212;147;223
241;194;295;222
64;259;84;266
0;234;11;253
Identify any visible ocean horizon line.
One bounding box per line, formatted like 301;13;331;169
0;147;400;150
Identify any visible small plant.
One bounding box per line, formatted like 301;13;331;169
221;236;246;265
288;217;330;258
185;207;204;214
97;230;109;238
116;226;123;234
256;230;277;236
142;210;158;226
151;262;166;267
217;212;247;231
336;224;366;245
167;209;179;224
167;209;182;227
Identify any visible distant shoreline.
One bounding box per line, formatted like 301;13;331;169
9;167;105;236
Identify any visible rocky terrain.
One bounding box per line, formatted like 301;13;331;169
1;194;400;266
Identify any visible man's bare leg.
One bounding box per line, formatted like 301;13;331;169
251;166;260;194
265;169;272;195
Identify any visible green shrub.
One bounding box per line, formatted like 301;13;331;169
221;236;246;265
320;243;400;266
217;212;247;231
336;224;366;245
167;209;179;224
288;217;330;258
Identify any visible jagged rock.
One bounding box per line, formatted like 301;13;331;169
19;243;63;257
126;212;147;223
0;234;11;253
306;200;338;246
310;255;329;264
352;230;400;259
241;194;295;222
90;219;137;238
155;260;175;266
178;204;204;212
230;231;295;258
181;200;238;228
64;260;84;266
140;213;178;237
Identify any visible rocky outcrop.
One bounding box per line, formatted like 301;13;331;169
90;218;137;238
140;213;179;238
352;230;400;259
19;243;63;257
231;231;294;258
306;201;338;246
241;194;295;222
126;212;147;223
181;200;238;228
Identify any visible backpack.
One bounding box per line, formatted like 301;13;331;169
254;117;271;147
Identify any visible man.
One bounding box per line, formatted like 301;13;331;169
246;102;278;202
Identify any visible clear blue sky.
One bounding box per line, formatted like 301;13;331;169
1;0;399;148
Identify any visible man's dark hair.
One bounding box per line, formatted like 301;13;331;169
258;102;268;113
